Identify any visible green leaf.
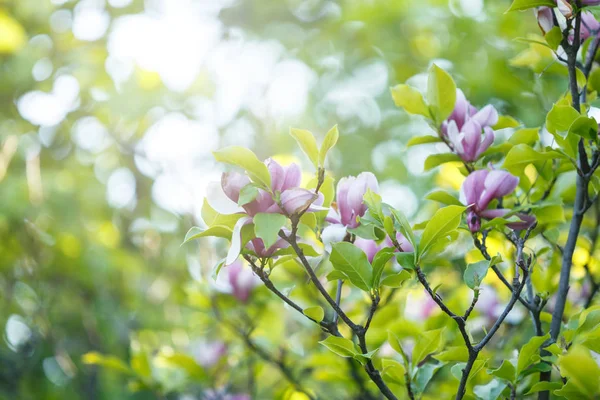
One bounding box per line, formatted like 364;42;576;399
319;125;339;166
330;242;372;291
327;270;347;281
534;204;565;225
364;189;384;223
489;360;516;383
517;333;550;375
525;381;563;395
545;26;562;50
253;213;287;249
348;223;385;241
424;153;462;171
506;0;555;12
381;359;406;385
213;146;271;189
82;352;132;375
425;190;462;206
433;346;469;362
494;115;520;130
407;135;442;147
474;380;507;400
419;205;466;258
372;248;395;287
557;345;600;397
389;208;417;254
182;226;233;244
463;260;490;290
319;336;358;358
395;252;416;270
546;104;580;139
391;84;431;118
568;116;598;141
238;184;259;206
451;359;487;382
412;328;445;365
303;306;324;322
503;144;556;173
157;353;206;380
380;270;411;288
427;64;457;124
387;331;410;364
290;128;319;167
508;128;539;145
201;199;244;229
589;68;600;92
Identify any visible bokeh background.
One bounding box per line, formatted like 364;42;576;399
0;0;569;399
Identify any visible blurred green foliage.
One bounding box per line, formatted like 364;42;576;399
0;0;596;399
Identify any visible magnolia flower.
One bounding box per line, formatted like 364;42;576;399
226;261;261;302
355;234;414;263
460;169;535;232
208;158;324;264
191;340;227;368
581;12;600;41
321;172;379;246
441;89;498;163
556;0;600;18
535;7;555;34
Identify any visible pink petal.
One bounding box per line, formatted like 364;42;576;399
266;158;285;192
221;172;250;203
354;238;381;263
479;170;519;210
282;163;302;190
471;105;499;128
207;180;245;215
535;7;554;35
280;188;318;215
460;169;489;208
460;119;483;162
475;127;495;159
226;216;253;265
336;177;354;227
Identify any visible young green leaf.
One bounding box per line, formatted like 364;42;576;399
213;146;271;188
182;226;233;244
395;252;416;270
303;306;324;322
238;184;259;206
371;247;395;287
407;135;442;147
380;270;411;288
253;213;287;249
427;64;456;124
290;128;319;167
319;336;358;358
424;153;462;171
546;104;580;138
330;242;372;291
489;360;516;383
412;328;445;365
82;352;133;375
557;345;600;397
568;116;598;141
391;84;431;118
463;260;490;290
544;26;562;50
506;0;554;12
419;205;466;258
319;125;339;166
425;190;462;206
517;334;550;375
389;208;417;254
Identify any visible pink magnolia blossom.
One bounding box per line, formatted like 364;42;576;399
208;158;324;265
460;169;535;232
326;172;379;229
355;234;414;263
535;7;555;34
321;172;380;250
226;261;261;303
441;89;498;163
191;340;227;368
